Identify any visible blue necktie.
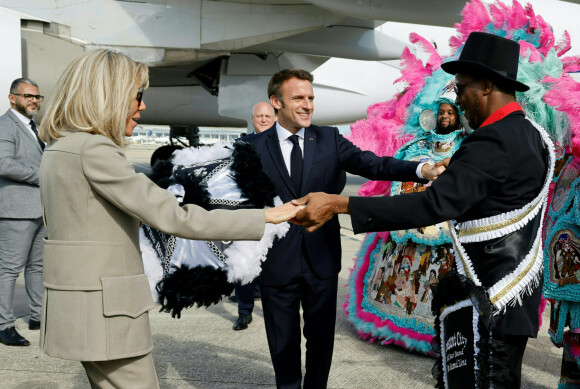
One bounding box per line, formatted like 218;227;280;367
289;135;302;194
30;120;45;151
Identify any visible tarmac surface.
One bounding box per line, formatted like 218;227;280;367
0;144;563;388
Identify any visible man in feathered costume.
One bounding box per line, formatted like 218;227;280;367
341;83;469;357
294;0;580;387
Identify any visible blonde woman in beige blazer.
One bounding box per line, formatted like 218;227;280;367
38;49;300;389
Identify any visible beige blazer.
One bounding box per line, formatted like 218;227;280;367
39;131;264;361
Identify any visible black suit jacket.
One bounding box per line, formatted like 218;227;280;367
244;124;423;286
350;111;548;336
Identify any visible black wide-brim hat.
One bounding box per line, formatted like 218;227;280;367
441;32;529;92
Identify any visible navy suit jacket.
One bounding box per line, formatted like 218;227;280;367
243;124;423;286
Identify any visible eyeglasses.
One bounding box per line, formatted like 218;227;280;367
453;80;477;98
12;93;44;102
136;88;144;106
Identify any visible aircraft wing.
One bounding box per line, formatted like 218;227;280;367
0;0;467;128
0;0;577;129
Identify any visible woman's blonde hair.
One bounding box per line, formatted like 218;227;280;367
39;49;149;146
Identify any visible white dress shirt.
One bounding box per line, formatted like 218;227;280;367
416;162;426;179
276;122;304;175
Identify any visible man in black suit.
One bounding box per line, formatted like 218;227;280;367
243;69;443;389
294;32;552;388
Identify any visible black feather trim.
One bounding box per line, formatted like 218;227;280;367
173;165;211;208
231;141;276;208
477;321;492;388
148;160;174;189
156;265;234;319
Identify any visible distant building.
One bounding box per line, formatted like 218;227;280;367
197;127;246;144
128;125;245;146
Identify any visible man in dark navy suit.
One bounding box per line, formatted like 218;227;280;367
243;69;443;389
294;33;551;388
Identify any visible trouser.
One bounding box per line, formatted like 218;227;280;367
0;218;45;330
558;334;580;387
260;253;338;389
235;280;255;316
81;353;160;389
489;332;529;388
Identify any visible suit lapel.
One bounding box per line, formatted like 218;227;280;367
7;110;42;153
301;126;316;195
265;127;298;198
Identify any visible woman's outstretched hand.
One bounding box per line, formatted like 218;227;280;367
291;192;350;232
264;201;306;224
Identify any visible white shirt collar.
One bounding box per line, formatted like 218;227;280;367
10;108;34;127
276;122;304;142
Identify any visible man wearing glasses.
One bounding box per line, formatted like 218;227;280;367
0;78;46;346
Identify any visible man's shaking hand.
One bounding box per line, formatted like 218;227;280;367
421;162;447;181
291;193;350;232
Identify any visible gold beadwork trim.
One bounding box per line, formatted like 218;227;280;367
458;199;540;237
489;243;540;305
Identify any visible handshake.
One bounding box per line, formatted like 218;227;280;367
263;193;347;232
265;159;448;231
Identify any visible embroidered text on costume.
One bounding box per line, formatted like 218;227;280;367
447;358;467;372
445;331;467;352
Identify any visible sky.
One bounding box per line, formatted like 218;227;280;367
337;124;351;135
